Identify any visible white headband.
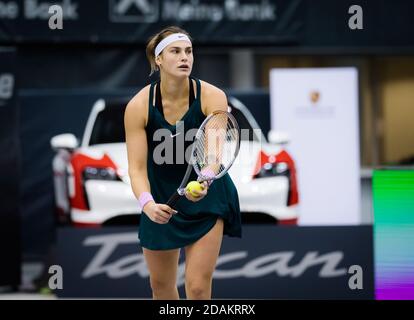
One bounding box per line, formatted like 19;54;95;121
155;33;192;57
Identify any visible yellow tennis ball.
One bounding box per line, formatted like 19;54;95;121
186;181;204;197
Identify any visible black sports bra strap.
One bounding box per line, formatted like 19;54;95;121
154;80;163;116
194;77;201;99
189;77;195;105
148;82;155;108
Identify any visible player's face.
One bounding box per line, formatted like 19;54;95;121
157;41;193;78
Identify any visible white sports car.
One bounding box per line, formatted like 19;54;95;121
51;97;299;227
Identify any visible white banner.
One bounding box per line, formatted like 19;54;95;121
270;68;360;225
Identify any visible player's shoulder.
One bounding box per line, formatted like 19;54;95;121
199;79;228;114
199;79;226;99
126;85;151;111
125;84;153;116
124;85;151;125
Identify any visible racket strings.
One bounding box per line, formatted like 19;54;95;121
196;116;228;169
193;113;239;179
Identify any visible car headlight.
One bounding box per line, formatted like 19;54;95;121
253;162;289;179
83;166;119;181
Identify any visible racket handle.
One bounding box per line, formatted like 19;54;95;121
166;191;181;209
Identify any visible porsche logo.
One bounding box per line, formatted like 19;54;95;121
310;91;320;104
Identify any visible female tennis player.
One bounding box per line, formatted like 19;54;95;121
124;26;241;300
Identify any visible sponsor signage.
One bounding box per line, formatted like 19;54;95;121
0;0;304;44
1;1;414;49
57;225;374;299
270;68;361;225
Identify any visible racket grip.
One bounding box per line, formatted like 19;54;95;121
166;191;181;209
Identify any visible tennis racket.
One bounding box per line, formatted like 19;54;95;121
166;110;240;208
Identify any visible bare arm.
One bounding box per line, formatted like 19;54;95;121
124;91;176;223
124;93;150;201
201;81;229;115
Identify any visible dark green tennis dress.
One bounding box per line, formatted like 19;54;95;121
138;76;242;250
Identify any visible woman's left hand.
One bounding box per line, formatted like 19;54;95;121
184;181;209;202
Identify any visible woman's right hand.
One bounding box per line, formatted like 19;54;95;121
143;201;177;224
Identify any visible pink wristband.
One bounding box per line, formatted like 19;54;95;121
139;192;154;209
